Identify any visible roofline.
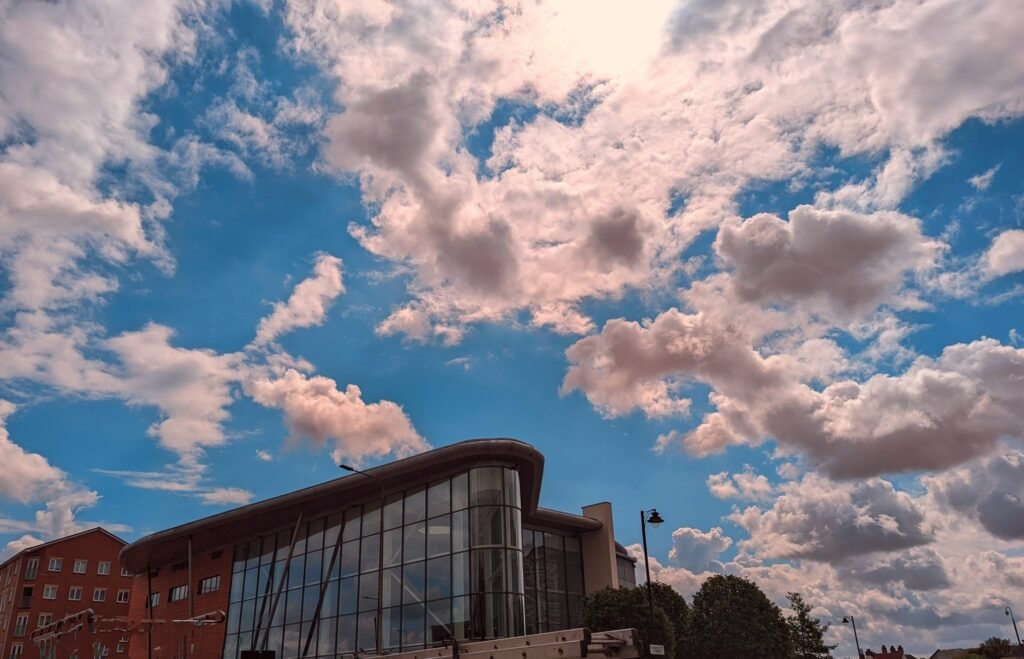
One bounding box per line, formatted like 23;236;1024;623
0;527;127;572
121;438;602;572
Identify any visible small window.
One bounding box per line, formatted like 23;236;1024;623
121;568;132;577
116;645;125;654
37;614;51;628
116;590;129;604
148;593;160;608
73;559;87;574
42;585;57;600
13;614;28;636
97;562;111;576
168;585;188;602
24;559;38;580
47;558;62;573
9;643;23;658
68;587;82;601
198;575;220;594
93;588;107;602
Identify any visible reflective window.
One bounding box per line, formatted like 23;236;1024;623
522;528;584;634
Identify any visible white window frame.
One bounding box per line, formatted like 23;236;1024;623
36;613;52;628
9;642;23;658
168;584;188;602
121;568;132;577
13;613;28;636
68;586;82;601
116;589;129;604
23;559;38;580
73;559;87;574
47;558;62;573
198;575;220;594
41;585;57;600
92;588;107;603
148;592;160;608
96;561;111;576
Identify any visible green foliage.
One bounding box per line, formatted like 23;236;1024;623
973;636;1016;659
649;582;690;659
786;592;836;659
685;575;793;659
582;586;675;659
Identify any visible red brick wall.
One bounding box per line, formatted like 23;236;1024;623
0;529;132;658
127;548;233;659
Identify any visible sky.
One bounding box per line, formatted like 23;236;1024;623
0;0;1022;655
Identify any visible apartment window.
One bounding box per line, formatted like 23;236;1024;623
24;559;38;580
148;593;160;608
9;643;23;658
42;585;57;600
121;568;132;577
37;613;52;628
19;587;32;608
68;587;82;601
73;559;87;574
47;558;62;572
13;614;28;636
168;585;188;602
198;575;220;594
116;589;129;604
116;644;125;654
93;588;107;602
97;562;111;576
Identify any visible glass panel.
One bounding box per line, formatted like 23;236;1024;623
506;550;524;595
403;522;426;563
452;473;469;511
287;555;305;590
305;550;323;586
426;556;451;601
320;580;339;618
357;611;376;652
566;561;583;595
523;531;537;591
362;501;381;536
383;606;402;650
473;593;508;639
341;540;360;577
285;589;303;625
260;537;276;567
246;539;261;570
275;530;292;562
358;572;378;612
324;514;342;551
383;529;403;568
567;594;582;629
383;494;403;531
507;508;522;549
427;480;451;518
234;542;249;569
237;633;252;658
543;534;565;591
293;524;308;555
382;567;402;608
243;567;258;599
402;561;425;604
404;487;426;525
524;587;538;635
427;599;452;644
452;509;469;552
240;598;256;632
471;507;505;547
504;469;521;509
471;549;506;594
271;589;286;627
230;571;245;603
546;592;567;631
360;535;380;573
340;577;359;615
428;515;451;558
510;593;526;637
282;623;301;659
318;615;336;657
307;518;325;552
268;625;284;655
343;507;361;542
452;596;470;640
564;537;582;566
227;602;242;634
452;552;469;597
302;586;321;622
256;563;274;600
470;468;504;506
223;633;238;659
337;614;357;653
402;603;426;648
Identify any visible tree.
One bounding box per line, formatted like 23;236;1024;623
649;582;689;659
974;637;1015;659
685;574;792;659
786;592;835;659
583;586;675;659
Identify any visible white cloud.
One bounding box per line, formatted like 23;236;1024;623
253;253;345;346
983;229;1024;278
198;487;254;506
706;466;775;502
667;527;733;572
968;164;1000;191
256;450;273;462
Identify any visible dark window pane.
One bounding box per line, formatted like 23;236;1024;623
509;593;526;637
340;540;360;577
382;567;402;608
542;534;565;591
383;529;403;568
271;589;286;627
504;469;521;509
318;615;336;657
566;562;583;596
362;501;381;536
403;522;426;563
293;525;308;555
240;598;256;632
470;468;503;506
546;591;567;631
343;507;361;542
427;480;451;518
524;587;538;635
426;556;451;601
403;561;425;604
307;518;325;552
383;493;403;531
357;611;376;652
564;537;582;566
452;473;469;511
471;507;505;547
237;633;253;658
320;580;339;618
506;550;524;595
305;550;323;586
223;633;238;659
473;593;507;640
302;585;320;623
275;530;292;562
256;563;274;600
245;539;260;571
507;508;522;549
471;548;506;594
402;603;426;648
339;576;358;615
452;552;469;597
358;572;378;612
230;571;245;604
428;515;451;558
285;589;302;625
324;514;342;550
243;567;258;599
268;625;283;655
234;542;248;570
360;535;380;573
427;599;452;644
383;606;402;650
567;594;582;629
283;623;301;659
452;596;470;640
404;487;426;525
287;555;305;590
452;510;469;552
337;614;357;653
227;601;242;634
260;537;276;567
523;534;537;592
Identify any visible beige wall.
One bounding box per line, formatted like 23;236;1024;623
580;502;619;594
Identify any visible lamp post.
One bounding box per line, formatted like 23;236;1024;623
640;508;664;656
842;616;862;659
341;464;387;655
1007;607;1023;657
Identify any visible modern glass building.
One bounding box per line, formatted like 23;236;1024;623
121;439;637;659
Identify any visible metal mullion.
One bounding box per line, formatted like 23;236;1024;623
258;512;303;652
300;516;345;659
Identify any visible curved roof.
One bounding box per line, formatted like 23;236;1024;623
121;438;601;572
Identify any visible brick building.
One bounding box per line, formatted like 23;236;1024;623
0;528;133;659
121;438;638;659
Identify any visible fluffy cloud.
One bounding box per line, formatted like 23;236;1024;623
968;165;1000;191
924;451;1024;540
253;253;345;346
706;466;775;502
198;487;255;506
245;368;428;463
667;526;733;572
983;229;1024;278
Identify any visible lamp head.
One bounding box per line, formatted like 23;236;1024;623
340;464;356;472
842;617;850;624
1007;607;1012;616
646;509;664;527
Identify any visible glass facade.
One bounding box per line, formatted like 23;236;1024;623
522;528;585;634
223;467;526;659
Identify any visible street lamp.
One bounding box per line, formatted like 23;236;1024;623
640;508;664;656
841;616;862;659
1006;606;1023;656
341;464;386;655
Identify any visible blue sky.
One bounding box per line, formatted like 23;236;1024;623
1;0;1023;655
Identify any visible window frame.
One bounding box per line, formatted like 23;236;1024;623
168;584;188;602
47;558;62;573
68;586;83;601
73;559;88;574
41;585;58;600
116;589;130;604
93;587;107;603
97;561;111;576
